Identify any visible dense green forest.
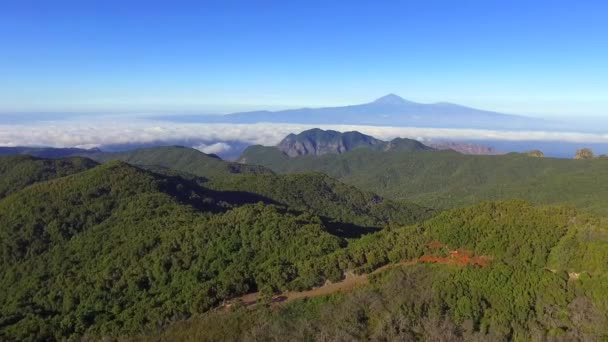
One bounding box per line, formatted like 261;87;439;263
240;145;608;215
1;146;608;340
0;161;342;339
0;155;430;340
148;201;608;341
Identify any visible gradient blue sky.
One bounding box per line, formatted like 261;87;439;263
1;0;607;117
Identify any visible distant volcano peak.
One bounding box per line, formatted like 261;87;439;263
371;93;411;105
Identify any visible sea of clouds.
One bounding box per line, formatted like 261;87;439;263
4;117;608;157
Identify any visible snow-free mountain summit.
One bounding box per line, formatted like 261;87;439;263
157;94;550;130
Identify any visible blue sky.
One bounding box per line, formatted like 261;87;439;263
1;0;607;117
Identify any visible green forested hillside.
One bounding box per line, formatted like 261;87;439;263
86;146;273;181
0;155;98;199
0;156;432;340
152;201;608;341
2;150;608;340
0;161;348;339
240;146;608;215
86;146;434;231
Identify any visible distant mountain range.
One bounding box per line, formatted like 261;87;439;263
153;94;554;130
428;141;504;155
0;146;101;158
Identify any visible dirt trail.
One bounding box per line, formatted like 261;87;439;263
222;246;490;310
223;260;416;309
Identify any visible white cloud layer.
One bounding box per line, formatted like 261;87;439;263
3;118;608;149
193;142;232;154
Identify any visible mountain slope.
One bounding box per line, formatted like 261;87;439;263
77;146;433;230
0;154;436;339
150;201;608;341
2;157;607;340
0;161;347;339
84;145;273;181
211;172;433;235
240;144;608;216
0;155;98;198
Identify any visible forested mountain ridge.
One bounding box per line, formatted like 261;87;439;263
75;146;435;230
0;155;98;199
83;145;273;181
240;142;608;216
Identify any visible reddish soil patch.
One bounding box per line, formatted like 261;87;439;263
419;249;491;267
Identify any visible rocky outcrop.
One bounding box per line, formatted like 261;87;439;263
276;129;435;157
277;129;385;157
575;148;595;160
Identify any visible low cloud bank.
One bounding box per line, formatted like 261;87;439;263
3;118;608;150
193;142;232;155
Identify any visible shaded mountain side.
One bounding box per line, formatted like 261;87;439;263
239;146;608;216
0;155;98;198
75;146;434;230
385;137;434;152
145;201;608;341
0;152;434;237
210;172;434;234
